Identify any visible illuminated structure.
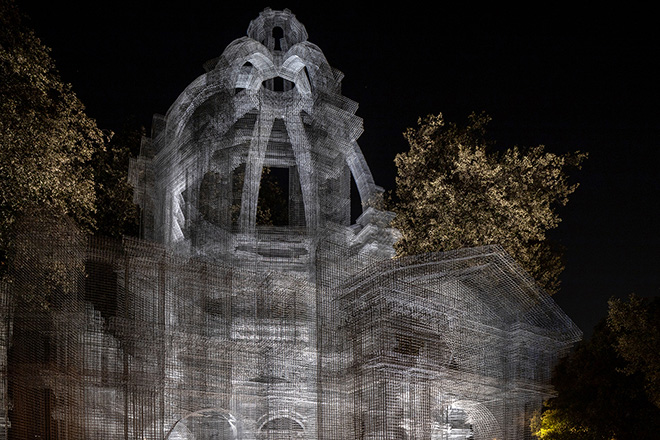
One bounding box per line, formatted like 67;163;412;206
1;9;581;440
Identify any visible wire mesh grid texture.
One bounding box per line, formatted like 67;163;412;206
0;8;580;440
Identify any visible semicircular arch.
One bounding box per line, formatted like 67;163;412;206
431;400;502;440
165;408;239;440
256;410;306;440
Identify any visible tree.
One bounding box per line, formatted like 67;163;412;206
531;318;660;439
607;294;660;409
92;122;142;238
0;0;105;276
391;112;586;294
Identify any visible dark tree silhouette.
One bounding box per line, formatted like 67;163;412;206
531;315;660;439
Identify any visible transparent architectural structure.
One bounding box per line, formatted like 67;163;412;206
0;8;581;440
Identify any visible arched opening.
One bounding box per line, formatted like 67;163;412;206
257;166;290;226
394;333;424;358
258;416;305;440
235;62;254;94
446;407;474;439
262;77;295;92
272;26;284;51
431;401;502;440
229;163;303;229
165;409;238;440
274;76;285;92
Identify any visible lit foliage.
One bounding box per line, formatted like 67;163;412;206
530;319;660;439
10;215;86;308
392;113;586;294
607;294;660;409
0;0;105;272
530;406;591;440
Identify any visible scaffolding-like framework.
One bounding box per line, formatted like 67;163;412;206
0;8;581;440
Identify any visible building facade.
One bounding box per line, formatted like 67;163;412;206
1;9;580;440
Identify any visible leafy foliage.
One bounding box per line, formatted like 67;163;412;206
530;406;590;440
0;0;105;273
92;123;142;238
531;319;660;439
607;294;660;409
391;113;586;294
9;215;86;309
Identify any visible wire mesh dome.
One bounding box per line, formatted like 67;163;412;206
1;8;580;440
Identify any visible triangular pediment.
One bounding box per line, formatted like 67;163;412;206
342;245;581;343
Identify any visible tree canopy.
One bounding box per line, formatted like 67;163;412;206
391;113;586;294
607;294;660;409
531;299;660;439
0;0;105;273
92;122;142;238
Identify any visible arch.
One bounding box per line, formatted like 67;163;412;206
166;38;274;140
261;417;304;431
272;26;284;51
431;400;502;440
279;55;312;96
150;32;380;241
165;408;239;440
346;140;379;210
246;8;309;49
285;41;337;91
167;39;328;145
257;412;306;440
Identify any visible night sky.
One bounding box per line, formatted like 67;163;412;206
15;2;659;337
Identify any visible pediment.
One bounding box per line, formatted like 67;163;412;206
343;245;581;343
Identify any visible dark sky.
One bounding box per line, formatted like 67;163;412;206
16;1;659;337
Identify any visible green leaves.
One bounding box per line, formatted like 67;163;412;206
392;112;586;294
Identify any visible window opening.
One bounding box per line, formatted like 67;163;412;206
272;26;284;51
236;62;253;94
262;77;295;92
257;167;289;226
85;260;118;321
273;76;284;92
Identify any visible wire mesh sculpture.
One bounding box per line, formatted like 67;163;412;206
0;8;581;440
